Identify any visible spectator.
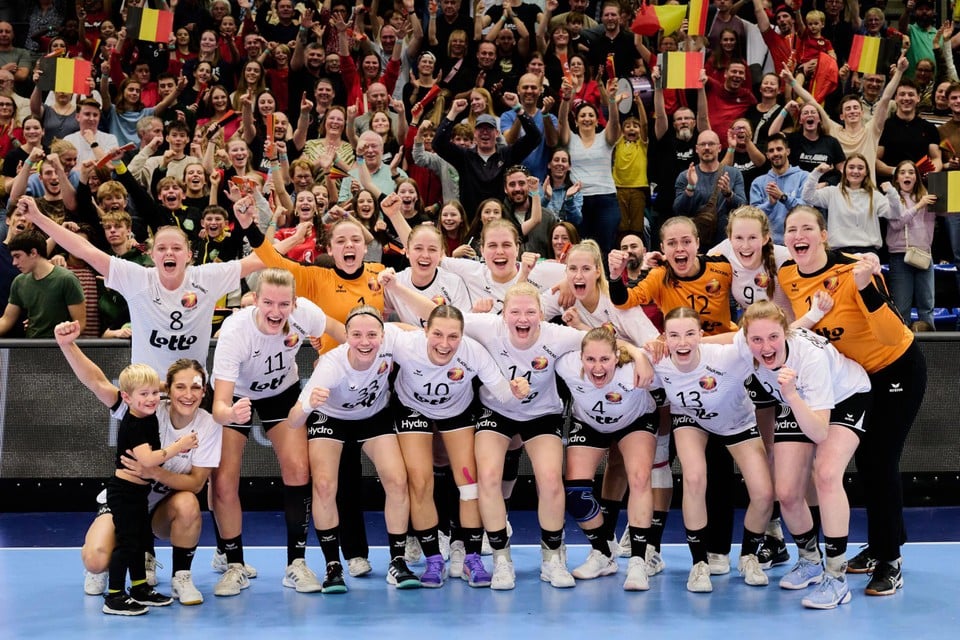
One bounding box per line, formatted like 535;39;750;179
337;131;407;203
500;73;559;180
0;21;30;84
749;134;810;243
877;79;942;178
900;0;938;78
705;60;757;138
64;99;121;164
501;165;551;255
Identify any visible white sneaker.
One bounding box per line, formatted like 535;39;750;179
623;556;650;591
738;554;769;587
572;549;618;580
608;538;621;558
214;563;250;597
707;552;730;575
282;558;323;593
490;554;515;590
618;528;632;558
645;546;666;576
347;557;372;578
481;520;512;556
211;550;258;579
84;570;107;595
145;552;160;587
448;540;466;578
687;561;713;593
171;570;203;605
540;551;576;588
404;535;422;564
439;530;451;561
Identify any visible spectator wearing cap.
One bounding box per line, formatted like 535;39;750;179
434;97;542;222
751;0;800;81
899;0;939;78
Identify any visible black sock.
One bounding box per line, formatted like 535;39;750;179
582;525;610;555
771;501;781;521
172;545;196;573
283;483;311;565
686;526;708;564
433;465;456;536
792;526;821;561
598;497;622;542
741;528;766;557
541;527;563;551
630;526;650;559
463;527;483;555
502;447;522;508
416;526;442;558
315;527;340;565
810;505;822;540
211;515;225;555
650;510;668;551
222;534;244;565
388;533;407;560
486;527;509;551
824;535;848;559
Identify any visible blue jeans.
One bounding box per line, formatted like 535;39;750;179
887;253;935;328
579;193;621;256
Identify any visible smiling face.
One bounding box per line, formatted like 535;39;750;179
481;226;519;281
425;316;463;366
166;367;205;421
295;190;317;221
202;211;226;238
581;338;618;388
183;164;206;193
150;228;191;288
327;221;367;273
503;293;542;347
895;162;917;193
254;282;296;335
660;220;700;277
745;317;787;369
783;208;827;270
729;216;767;270
504;170;529;205
565;250;598;301
664;316;702;371
439;205;462;233
407;227;442;281
576;105;598;131
346;314;384;369
844;157;867;188
479;200;503;225
123;383;161;418
552;225;571;258
548;149;570;180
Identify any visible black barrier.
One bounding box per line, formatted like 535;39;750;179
0;336;958;510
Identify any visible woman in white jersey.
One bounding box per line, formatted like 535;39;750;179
644;306;774;593
209;268;346;597
287;305;420;593
735;301;870;610
56;322;222;607
22;196;263;376
556;327;660;592
384;299;530;589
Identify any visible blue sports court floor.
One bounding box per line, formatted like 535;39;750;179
2;508;958;639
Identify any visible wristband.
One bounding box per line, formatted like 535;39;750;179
408;9;416;15
529;190;541;197
268;221;277;228
727;146;735;154
685;183;695;191
512;103;522;113
89;142;99;148
802;305;826;325
114;162;127;175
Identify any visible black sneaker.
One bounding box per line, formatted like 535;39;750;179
322;562;348;594
102;591;148;616
865;561;903;596
757;535;790;570
847;546;877;574
386;557;421;589
130;583;174;606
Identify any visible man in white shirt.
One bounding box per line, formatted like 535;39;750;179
64;99;120;163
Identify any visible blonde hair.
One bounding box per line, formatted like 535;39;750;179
581;326;632;368
503;282;542;311
739;299;790;335
805;10;825;23
345;304;384;328
119;363;161;395
566;240;610;297
255;267;297;297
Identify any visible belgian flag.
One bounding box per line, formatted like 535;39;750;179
927;172;960;214
38;57;92;95
125;7;174;44
630;1;686;37
687;0;709;37
848;35;893;75
657;52;703;90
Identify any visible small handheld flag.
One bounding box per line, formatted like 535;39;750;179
848;35;892;75
926;172;960;214
125;7;174;44
687;0;709;37
38;58;92;95
630;1;686;37
656;52;703;90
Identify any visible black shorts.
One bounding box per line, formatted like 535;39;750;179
475;406;562;442
774;392;870;444
392;396;477;434
671;414;761;446
225;383;302;435
566;413;658;449
306;406;395;443
746;375;778;409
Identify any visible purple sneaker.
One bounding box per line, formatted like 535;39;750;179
420;554;446;588
462;553;492;588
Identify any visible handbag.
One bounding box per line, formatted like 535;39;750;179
903;225;931;270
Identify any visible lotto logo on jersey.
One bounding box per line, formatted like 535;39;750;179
704;279;721;294
432;295;447;306
447;367;465;381
181;291;198;308
531;356;549;370
605;391;622;404
699;376;718;390
377;360;389;374
754;272;770;288
823;276;839;292
284;333;299;348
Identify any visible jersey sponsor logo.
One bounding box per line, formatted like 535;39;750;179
567;421;587;444
447;367;465;381
377;360;389;374
181;291;198;308
698;375;718;390
398;415;429;431
704;278;721;294
284;333;300;348
754;272;770;288
605;391;622;403
823;276;839;292
531;356;549;370
336;284;347;293
889;382;903;393
308;423;334;437
776;404;793;419
149;330;198;351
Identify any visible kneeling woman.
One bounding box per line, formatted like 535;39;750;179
287;305;419;593
736;300;870;609
556;327;659;592
647;307;774;593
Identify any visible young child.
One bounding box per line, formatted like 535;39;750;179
102;364;198;616
797;10;837;64
613;113;650;237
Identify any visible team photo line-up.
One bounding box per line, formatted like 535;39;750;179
0;0;937;620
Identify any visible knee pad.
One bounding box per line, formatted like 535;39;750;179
654;432;670;466
564;480;601;522
458;482;478;501
652;463;673;490
503;447;522;481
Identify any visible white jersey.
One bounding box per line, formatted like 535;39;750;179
710;239;793;315
148;402;222;510
733;327;871;409
441;258;565;314
463;313;583;418
298;323;402;420
105;257;242;374
653;343;756;436
211;298;329;399
556;352;657;434
541;291;660;347
386;267;472;325
393;331;516;419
